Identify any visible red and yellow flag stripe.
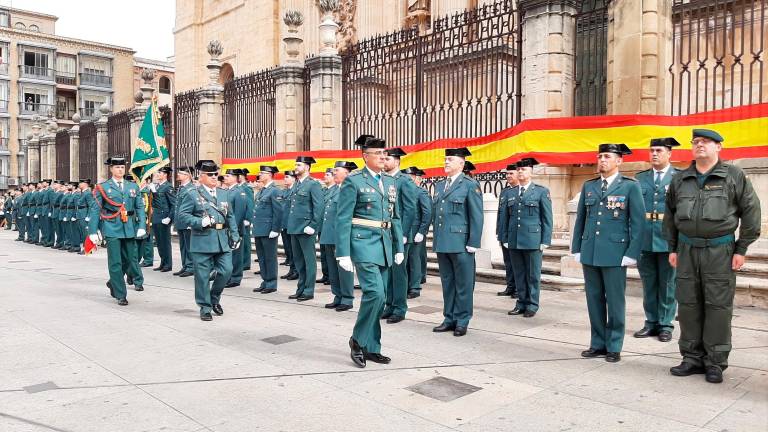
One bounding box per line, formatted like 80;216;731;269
222;103;768;179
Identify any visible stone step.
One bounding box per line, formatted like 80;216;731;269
424;262;584;291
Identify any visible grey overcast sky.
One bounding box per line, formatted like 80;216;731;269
3;0;175;60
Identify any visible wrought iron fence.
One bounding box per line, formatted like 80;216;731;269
222;68;277;159
79;121;97;182
574;0;610;116
669;0;767;115
55;129;70;182
107;109;132;168
341;0;521;149
173;89;200;169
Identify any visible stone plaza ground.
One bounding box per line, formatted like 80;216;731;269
0;229;766;432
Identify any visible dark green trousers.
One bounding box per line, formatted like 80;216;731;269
407;240;425;292
582;264;627;353
178;230;192;271
281;230;296;272
255;236;278;290
29;216;39;242
501;244;517;295
352;262;388;354
241;226;252;270
153;223;172;269
676;242;736;369
290;233;317;296
192;251;233;315
509;248;542;312
322;244;353;305
51;218;60;246
420;239;427;282
385;243;411;317
319;244;329;280
41;215;51;245
139;229;154;264
16;216;26;240
638;251;677;331
437;251;476;327
105;237;144;301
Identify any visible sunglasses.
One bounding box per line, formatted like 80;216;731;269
203;172;219;177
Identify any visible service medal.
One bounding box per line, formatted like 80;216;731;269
388;185;396;203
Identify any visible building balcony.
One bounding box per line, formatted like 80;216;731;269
0;99;7;113
56;71;77;86
19;65;55;81
79;107;99;120
79;72;112;88
0;175;8;190
0;63;8;76
0;137;8;154
19;102;55;116
57;106;77;121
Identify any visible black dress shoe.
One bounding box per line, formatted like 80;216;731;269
316;277;329;284
117;298;129;306
510;292;518;299
78;251;85;255
200;313;213;321
280;273;289;279
658;330;672;342
508;307;525;316
453;326;468;337
134;285;144;292
106;281;115;298
581;348;608;358
296;295;314;302
212;304;224;316
288;294;300;299
407;291;420;299
497;290;513;296
173;270;183;276
523;310;536;318
605;352;621;363
325;302;340;309
253;286;265;293
140;262;153;268
420;278;426;284
153;266;163;271
433;323;455;332
323;280;330;286
260;288;276;294
126;276;134;286
349;338;366;368
179;271;193;277
224;282;240;288
387;315;404;324
364;352;391;364
380;310;393;320
633;326;660;338
354;284;361;290
160;267;172;273
335;304;353;312
286;273;299;281
705;366;723;383
670;362;706;376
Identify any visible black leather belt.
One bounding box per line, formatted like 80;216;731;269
77;206;87;209
127;211;135;216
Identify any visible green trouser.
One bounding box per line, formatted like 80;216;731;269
68;220;79;250
437;251;476;327
420;239;427;282
255;236;279;290
192;250;233;315
385;243;411;317
51;218;59;246
322;244;353;305
638;251;677;332
153;223;172;269
105;237;144;300
281;230;295;271
178;230;192;271
407;240;425;292
40;216;49;245
352;262;389;354
241;226;252;270
510;248;542;312
16;216;25;240
61;220;70;248
319;244;329;280
582;264;627;353
29;216;39;242
290;233;317;296
229;230;244;284
501;244;518;295
676;242;736;369
140;229;154;264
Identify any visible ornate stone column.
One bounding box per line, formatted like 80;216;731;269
307;3;342;151
27;120;41;182
95;104;110;181
275;12;306;153
197;40;225;163
69;113;81;181
131;69;155;153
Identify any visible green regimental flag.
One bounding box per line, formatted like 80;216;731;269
130;96;169;182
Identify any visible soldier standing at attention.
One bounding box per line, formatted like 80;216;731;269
404;167;431;299
252;166;282;294
286;156;324;302
280;171;299;280
237;168;255;271
633;137;680;342
431;148;484;337
222;169;250;288
173;167;196;277
39;179;52;247
138;178;154;267
337;136;404;368
317;168;335;286
68;181;82;253
15;185;28;241
497;164;519;298
88;157;147;306
177;160;241;321
77;179;95;255
572;144;645;363
49;182;62;248
665;129;761;384
150;167;176;272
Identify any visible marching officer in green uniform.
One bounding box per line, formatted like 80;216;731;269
177;160;240;321
237;169;255;271
286;156;324;301
88;157;147;305
173;167;196;277
337;136;404;367
633;137;680;342
500;158;553;318
77;179;96;255
382;148;419;323
664;129;761;383
138;178;154;267
496;164;519;298
280;171;299;280
252;166;283;294
319;160;357;311
572;143;645;363
222;168;250;288
150;166;176;272
403;167;431;299
431;148;484;337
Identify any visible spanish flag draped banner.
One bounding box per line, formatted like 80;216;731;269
222;103;768;179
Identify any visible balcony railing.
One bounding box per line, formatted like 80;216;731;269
19;65;55;81
19;102;54;116
0;175;8;190
80;107;99;120
0;63;8;75
56;71;76;86
0;137;8;153
0;99;7;112
79;72;112;88
57;106;77;121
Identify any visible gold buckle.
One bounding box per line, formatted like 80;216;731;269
215;223;224;230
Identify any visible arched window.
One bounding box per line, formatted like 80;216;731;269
14;22;25;30
573;0;610;116
219;63;234;84
29;24;39;32
159;76;171;94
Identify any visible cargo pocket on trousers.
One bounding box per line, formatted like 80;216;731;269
674;276;699;305
703;276;735;308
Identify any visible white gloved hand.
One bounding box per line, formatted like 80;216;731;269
303;226;315;235
403;236;407;245
243;220;251;227
269;231;279;239
338;256;353;272
149;183;157;193
572;253;581;263
71;217;76;222
0;211;3;215
48;212;51;217
201;215;212;227
466;246;477;253
89;233;100;244
540;244;549;251
85;217;90;222
136;228;146;238
26;212;30;216
621;256;637;267
62;217;67;222
503;243;509;248
414;233;424;243
34;214;38;219
394;253;404;265
161;217;171;225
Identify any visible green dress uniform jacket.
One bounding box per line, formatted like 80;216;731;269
225;185;251;285
319;184;354;306
253;182;283;290
174;182;196;272
385;171;421;318
286;176;324;297
496;186;517;295
151;181;176;269
408;187;432;292
237;182;254;270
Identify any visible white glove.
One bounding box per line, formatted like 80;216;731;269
572;253;581;263
269;231;279;239
161;217;171;225
136;228;146;238
621;256;637;267
34;214;38;219
48;212;52;217
503;243;509;248
71;217;76;222
338;256;353;273
85;217;90;222
201;215;212;227
303;226;315;235
0;211;3;215
26;212;30;216
89;233;100;243
149;183;157;193
466;246;477;253
394;253;404;265
540;244;549;251
244;220;251;227
414;233;424;243
403;236;407;245
62;217;67;222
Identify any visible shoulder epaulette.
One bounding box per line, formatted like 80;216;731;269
349;169;363;177
586;176;601;183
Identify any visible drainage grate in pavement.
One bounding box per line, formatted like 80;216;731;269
409;305;442;314
406;377;482;402
261;335;300;345
23;381;60;394
8;260;30;263
173;309;197;314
